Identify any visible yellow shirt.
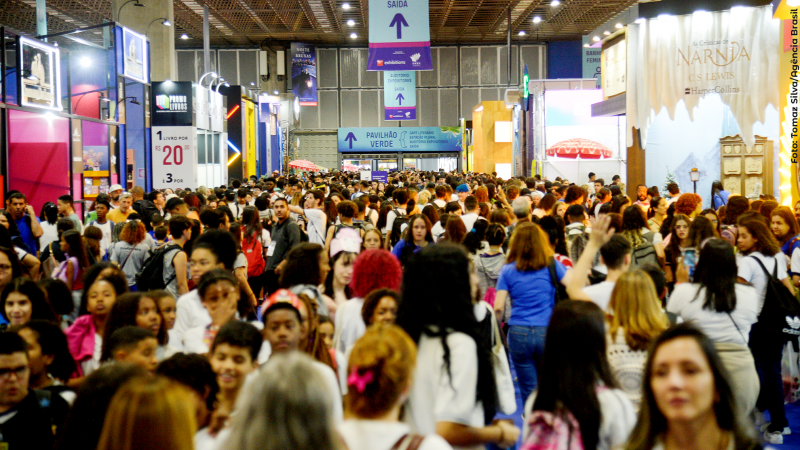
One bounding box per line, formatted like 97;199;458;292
106;208;132;223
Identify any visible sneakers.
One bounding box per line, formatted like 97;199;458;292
764;431;784;445
760;423;792;435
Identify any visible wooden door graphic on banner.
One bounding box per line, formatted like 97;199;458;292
719;135;772;199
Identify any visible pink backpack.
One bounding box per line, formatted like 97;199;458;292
520;410;584;450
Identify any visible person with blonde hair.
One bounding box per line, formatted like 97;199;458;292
340;324;452;450
222;352;343;450
109;220;150;288
494;221;568;403
96;376;197;450
605;270;670;410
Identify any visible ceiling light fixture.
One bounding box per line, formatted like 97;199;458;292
603;30;610;35
180;34;189;39
518;30;526;36
347;19;355;26
342;2;350;9
615;23;623;29
350;32;357;38
273;90;279;95
80;56;91;67
551;0;560;5
592;35;600;42
532;16;542;24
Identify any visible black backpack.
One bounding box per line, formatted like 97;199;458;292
135;244;182;291
388;209;410;247
750;256;800;345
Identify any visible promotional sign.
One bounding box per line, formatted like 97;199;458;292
291;42;317;106
383;71;416;120
195;85;210;130
18;37;62;111
359;171;389;183
602;37;626;99
582;36;601;88
627;6;778;149
151;81;193;127
122;27;148;83
338;127;462;153
367;0;432;71
152;126;197;189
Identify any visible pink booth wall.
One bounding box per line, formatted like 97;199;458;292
7;110;71;214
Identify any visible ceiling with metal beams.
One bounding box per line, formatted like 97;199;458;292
1;0;643;47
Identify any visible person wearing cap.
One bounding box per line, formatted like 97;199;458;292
455;184;470;213
108;184;123;209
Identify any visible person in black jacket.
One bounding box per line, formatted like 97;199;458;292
130;186;159;231
0;332;68;450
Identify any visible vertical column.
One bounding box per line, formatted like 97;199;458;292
36;0;48;38
203;6;210;75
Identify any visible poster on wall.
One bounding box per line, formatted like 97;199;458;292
152;126;198;189
83;146;110;174
602;37;626;99
384;71;416;120
18;37;62;111
291;43;317;106
122;27;148;83
367;0;432;71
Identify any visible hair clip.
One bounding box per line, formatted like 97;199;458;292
347;368;374;393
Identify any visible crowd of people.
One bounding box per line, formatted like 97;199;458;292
0;169;795;450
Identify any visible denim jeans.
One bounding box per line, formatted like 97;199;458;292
507;325;547;404
750;325;788;431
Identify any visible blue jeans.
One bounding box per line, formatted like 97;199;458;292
507;325;547;404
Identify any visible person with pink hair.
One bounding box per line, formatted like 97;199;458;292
333;249;402;358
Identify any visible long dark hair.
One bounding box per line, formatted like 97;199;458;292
101;292;168;359
0;278;56;323
692;239;738;313
538;216;568;256
711;180;725;207
533;300;618;450
62;230;91;269
396;243;498;424
463;219;489;254
242;206;262;244
280;243;326;288
15;319;77;382
738;218;780;257
40;202;59;225
404;214;433;244
625;323;760;450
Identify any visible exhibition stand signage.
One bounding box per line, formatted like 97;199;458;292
291;43;317;106
367;0;432;71
122;27;148;84
151;81;198;189
338;127;462;153
18;36;62;111
383;71;416;120
360;171;389;183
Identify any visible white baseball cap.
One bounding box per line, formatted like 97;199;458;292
109;184;124;193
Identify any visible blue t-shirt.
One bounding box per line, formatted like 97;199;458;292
782;235;800;277
15;215;38;254
496;260;567;327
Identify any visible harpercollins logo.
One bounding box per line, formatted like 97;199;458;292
155;94;188;112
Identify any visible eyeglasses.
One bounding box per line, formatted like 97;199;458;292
0;366;28;379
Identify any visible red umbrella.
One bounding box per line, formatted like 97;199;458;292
546;138;612;159
288;159;319;171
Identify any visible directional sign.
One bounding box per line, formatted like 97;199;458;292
368;0;432;71
383;71;416;120
337;127;462;153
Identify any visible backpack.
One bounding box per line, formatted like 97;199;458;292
631;242;659;269
388;209;410;247
521;409;584;450
749;256;800;345
135;244;182;291
244;235;265;278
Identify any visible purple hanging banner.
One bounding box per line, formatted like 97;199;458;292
367;0;432;71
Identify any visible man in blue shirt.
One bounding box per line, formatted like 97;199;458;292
7;192;42;255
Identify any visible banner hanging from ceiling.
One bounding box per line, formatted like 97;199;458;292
626;6;779;149
291;42;317;106
367;0;432;71
383;71;416;120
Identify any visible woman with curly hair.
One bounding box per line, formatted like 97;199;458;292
333;249;402;356
109;220;150;289
674;193;703;218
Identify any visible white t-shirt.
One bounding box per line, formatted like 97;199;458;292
334;297;366;355
304;208;328;245
80;333;103;377
385;208;407;236
584;281;616;313
667;283;759;345
433;199;447;209
737;252;789;310
338;420;453;450
88;220;114;256
461;213;480;233
404;332;485;450
431;222;445;242
174;290;211;348
524;387;636;450
39;221;59;250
